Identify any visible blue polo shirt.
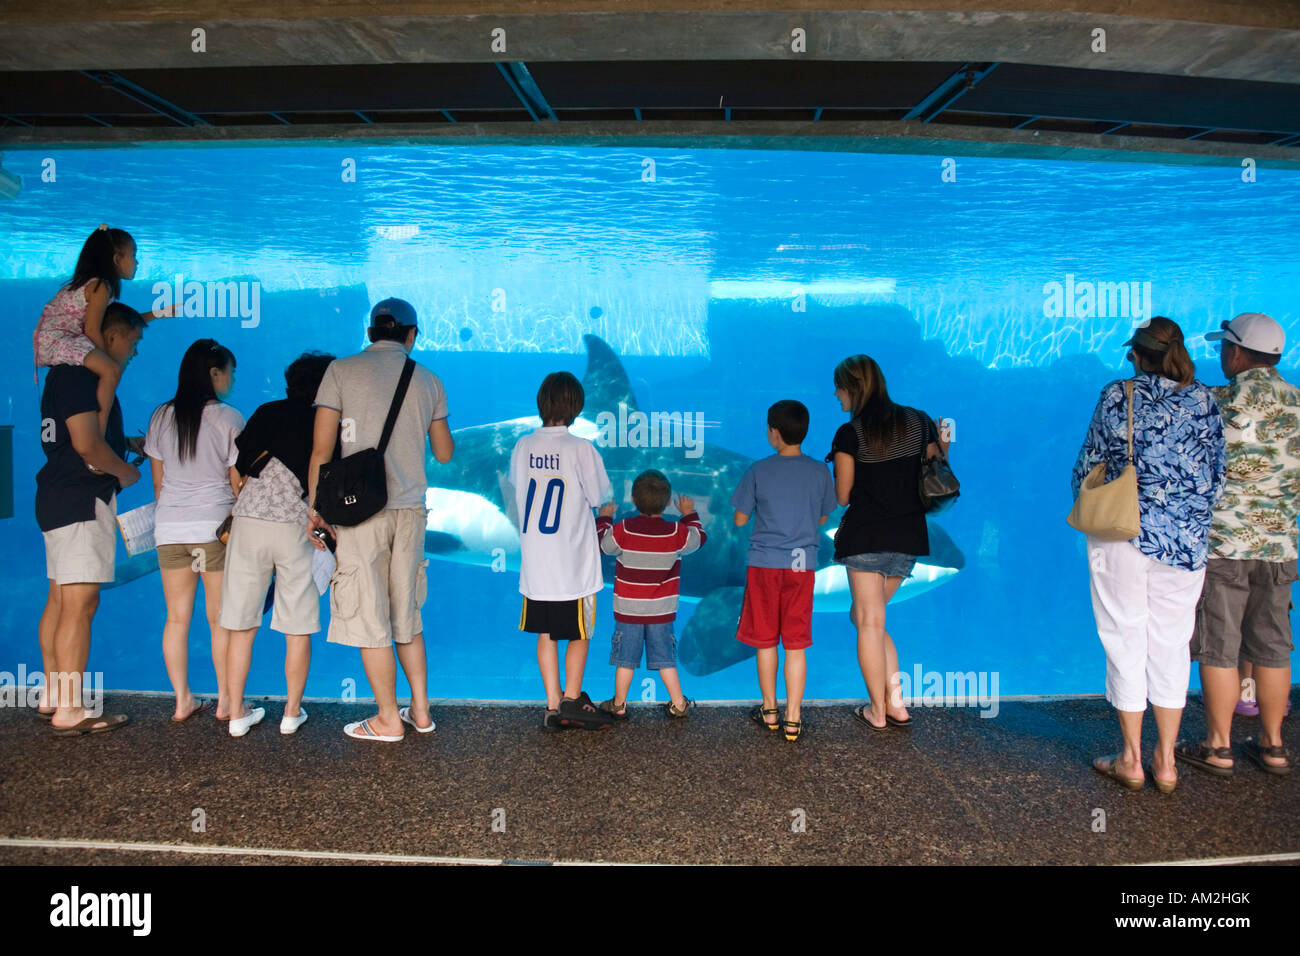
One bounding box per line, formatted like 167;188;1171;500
35;365;126;533
731;453;838;569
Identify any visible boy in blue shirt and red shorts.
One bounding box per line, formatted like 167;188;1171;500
731;400;838;741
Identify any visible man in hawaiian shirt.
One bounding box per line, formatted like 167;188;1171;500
1179;313;1297;776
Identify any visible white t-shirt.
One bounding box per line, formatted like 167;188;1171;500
144;401;244;546
508;426;612;600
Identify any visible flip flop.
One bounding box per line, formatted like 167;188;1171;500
171;699;210;723
1243;740;1294;776
1092;755;1145;791
853;705;889;731
1174;741;1235;777
398;706;436;734
36;708;55;722
51;713;129;737
886;714;913;728
344;718;404;742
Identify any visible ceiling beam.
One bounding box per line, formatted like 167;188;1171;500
496;61;556;122
77;70;209;127
903;62;999;123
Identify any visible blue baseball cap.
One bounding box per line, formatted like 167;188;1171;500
369;297;418;331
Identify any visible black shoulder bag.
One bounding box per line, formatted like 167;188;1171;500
918;413;960;514
313;358;415;527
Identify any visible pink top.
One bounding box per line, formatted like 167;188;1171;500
33;285;110;368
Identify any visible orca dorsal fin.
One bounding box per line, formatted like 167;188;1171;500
581;334;640;415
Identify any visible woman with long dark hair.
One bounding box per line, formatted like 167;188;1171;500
143;338;245;722
1072;317;1224;792
828;355;946;731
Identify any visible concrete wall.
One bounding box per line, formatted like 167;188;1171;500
2;4;1298;82
3;2;1297;164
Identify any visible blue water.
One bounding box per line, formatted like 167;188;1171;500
2;144;1298;702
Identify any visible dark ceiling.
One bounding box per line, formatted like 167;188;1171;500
2;60;1299;147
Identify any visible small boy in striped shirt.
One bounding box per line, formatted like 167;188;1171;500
595;469;706;719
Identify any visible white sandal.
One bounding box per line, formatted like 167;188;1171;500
399;706;436;734
344;718;404;742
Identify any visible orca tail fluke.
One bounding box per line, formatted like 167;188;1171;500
677;586;753;676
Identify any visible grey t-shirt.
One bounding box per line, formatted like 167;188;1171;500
314;340;449;510
730;453;838;569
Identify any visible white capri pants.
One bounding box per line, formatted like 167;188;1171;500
1087;536;1206;712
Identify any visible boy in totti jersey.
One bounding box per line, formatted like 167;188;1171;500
508;371;614;730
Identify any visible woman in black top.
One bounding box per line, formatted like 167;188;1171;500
828;355;946;731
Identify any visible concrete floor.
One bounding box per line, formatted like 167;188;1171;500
1;692;1296;866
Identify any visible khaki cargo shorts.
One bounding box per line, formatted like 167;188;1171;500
326;507;428;649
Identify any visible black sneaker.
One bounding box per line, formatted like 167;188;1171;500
559;691;613;730
542;708;564;731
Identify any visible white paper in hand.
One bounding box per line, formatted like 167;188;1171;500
312;547;336;596
116;502;157;556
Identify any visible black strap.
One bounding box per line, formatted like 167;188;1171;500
376;358;416;456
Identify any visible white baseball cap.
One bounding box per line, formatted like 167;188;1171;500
1206;312;1284;355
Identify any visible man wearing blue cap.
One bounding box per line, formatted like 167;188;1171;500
307;299;455;742
1179;313;1296;776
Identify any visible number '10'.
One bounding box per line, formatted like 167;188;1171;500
523;477;565;534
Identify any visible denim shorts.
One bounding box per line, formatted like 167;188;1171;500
609;621;677;670
838;551;917;578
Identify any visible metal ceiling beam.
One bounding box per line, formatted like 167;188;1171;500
496;61;556;122
903;62;999;123
77;70;209;127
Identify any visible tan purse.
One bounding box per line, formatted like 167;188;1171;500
1067;380;1140;540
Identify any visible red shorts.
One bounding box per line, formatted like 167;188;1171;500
736;566;814;650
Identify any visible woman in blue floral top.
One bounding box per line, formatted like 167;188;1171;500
1071;316;1225;793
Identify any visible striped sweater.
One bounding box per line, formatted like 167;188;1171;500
596;512;706;624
